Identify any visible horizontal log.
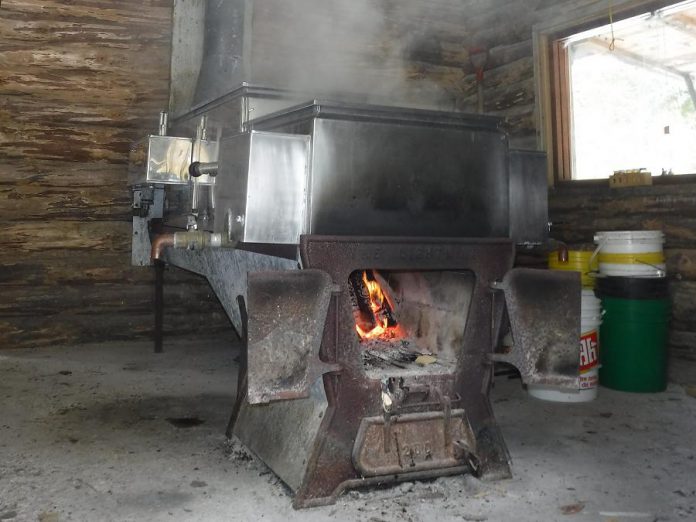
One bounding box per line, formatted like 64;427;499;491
0;182;131;222
0;221;132;253
0;310;231;350
0;281;225;318
670;331;696;359
0;251;148;286
2;0;173;25
670;281;696;323
665;250;696;281
0;158;128;187
549;182;696;255
1;95;166;163
488;39;534;69
0;96;164;133
550;220;696;249
550;186;696;212
1;1;170;163
0;249;210;287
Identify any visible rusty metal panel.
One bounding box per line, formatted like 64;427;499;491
492;268;581;389
233;377;329;493
246;269;337;404
162;247;296;337
352;410;477;477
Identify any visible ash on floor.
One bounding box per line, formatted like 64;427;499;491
0;338;695;521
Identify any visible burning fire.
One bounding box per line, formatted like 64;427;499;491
355;271;402;341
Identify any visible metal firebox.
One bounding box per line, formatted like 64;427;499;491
228;237;580;507
128;0;581;509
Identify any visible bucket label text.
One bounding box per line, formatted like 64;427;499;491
579;330;599;373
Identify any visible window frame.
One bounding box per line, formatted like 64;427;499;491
533;0;681;185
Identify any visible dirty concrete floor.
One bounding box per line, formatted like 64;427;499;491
1;338;695;522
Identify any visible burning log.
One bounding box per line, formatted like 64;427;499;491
349;270;402;341
349;271;376;333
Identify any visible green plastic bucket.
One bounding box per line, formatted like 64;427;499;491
598;296;670;392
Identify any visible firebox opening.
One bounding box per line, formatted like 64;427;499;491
348;269;476;377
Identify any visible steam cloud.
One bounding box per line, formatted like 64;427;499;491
197;0;471;111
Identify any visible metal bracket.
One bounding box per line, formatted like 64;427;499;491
162;247;297;337
131;185;164;267
491;268;581;389
246;269;340;404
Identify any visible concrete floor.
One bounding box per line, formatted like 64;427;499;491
1;338;695;522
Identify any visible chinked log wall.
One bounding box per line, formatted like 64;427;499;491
0;1;229;349
2;0;694;364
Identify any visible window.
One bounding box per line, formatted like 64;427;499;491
538;1;696;181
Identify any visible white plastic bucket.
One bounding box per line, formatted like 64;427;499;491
528;290;601;402
594;230;666;278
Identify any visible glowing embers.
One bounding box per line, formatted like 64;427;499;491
349;270;473;376
350;270;404;341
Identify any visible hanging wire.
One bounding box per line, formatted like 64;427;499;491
608;0;616;51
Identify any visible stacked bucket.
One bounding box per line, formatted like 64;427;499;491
594;231;670;393
528;248;602;402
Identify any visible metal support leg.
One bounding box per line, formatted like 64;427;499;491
226;296;248;438
154;260;164;353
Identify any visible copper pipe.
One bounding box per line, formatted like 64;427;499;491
151;234;175;261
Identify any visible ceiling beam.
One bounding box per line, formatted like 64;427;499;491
586;37;696;109
684;72;696;110
587;36;687;78
652;13;696;41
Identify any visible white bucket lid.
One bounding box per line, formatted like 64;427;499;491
594;230;665;243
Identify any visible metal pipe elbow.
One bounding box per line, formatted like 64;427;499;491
151;234;175;261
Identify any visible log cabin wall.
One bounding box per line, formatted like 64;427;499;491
0;1;230;349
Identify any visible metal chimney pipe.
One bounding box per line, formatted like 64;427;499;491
193;0;245;106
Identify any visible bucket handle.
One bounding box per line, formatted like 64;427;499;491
635;260;666;278
585;269;600;282
589;239;605;267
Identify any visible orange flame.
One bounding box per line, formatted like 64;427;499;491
355;271;401;340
